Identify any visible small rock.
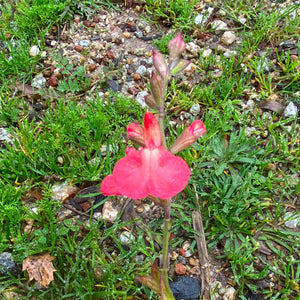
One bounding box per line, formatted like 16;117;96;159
136;65;147;75
238;17;247;24
102;200;119;222
144;25;151;34
283;102;298;118
89;64;97;72
0;252;21;277
174;263;187;275
194;7;214;25
133;73;141;81
48;75;58;87
74;45;84;52
29;45;40;57
119;231;135;245
135;31;143;38
202;48;212;58
170;276;201;300
190;104;200;116
224;50;237;58
128;86;139;95
32;75;46;88
221;31;237;45
135;254;145;263
135;91;149;108
123;32;131;38
80;40;90;47
185;250;192;257
0;128;12;143
245;127;257;137
51;183;79;202
211;20;228;31
107;80;120;93
284;212;299;228
133;47;146;56
100;144;113;156
223;286;236;300
186;42;200;58
189;258;199;266
219;287;226;295
178;248;186;256
106;50;115;59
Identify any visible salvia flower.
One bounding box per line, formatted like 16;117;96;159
127;123;145;146
101;112;190;200
170;120;206;155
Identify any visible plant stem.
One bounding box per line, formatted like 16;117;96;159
160;205;174;299
158;105;167;149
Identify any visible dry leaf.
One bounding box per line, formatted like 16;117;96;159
16;83;35;96
22;253;56;287
259;100;284;115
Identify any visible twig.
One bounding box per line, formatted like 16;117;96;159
193;184;211;300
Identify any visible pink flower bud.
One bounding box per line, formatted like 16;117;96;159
127;123;145;146
170;120;206;155
152;50;167;78
150;71;163;105
145;94;158;109
168;32;186;60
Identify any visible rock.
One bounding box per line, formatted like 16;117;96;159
202;48;212;58
135;254;145;263
136;65;147;76
194;7;214;25
80;40;90;47
133;73;141;81
190;104;200;116
211;20;228;31
133;47;146;56
170;276;201;300
119;231;135;245
0;252;21;277
135;31;143;38
74;45;84;52
100;144;113;156
223;286;236;300
32;75;46;88
135;91;149;108
144;25;151;34
186;42;200;58
283;102;298;118
89;64;97;72
221;31;237;45
123;32;131;38
29;45;40;57
0;128;12;144
284;212;299;228
51;183;79;202
102;200;119;222
106;50;115;59
107;80;120;93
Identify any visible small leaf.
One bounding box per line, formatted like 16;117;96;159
259;100;284;115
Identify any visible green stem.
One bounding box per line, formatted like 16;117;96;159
158;105;167;149
160;205;174;299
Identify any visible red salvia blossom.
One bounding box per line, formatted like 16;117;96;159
100;112;190;199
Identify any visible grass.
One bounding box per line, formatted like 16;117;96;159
0;0;300;299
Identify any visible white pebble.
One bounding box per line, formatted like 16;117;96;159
221;31;237;45
29;45;40;57
102;201;119;222
119;231;135;244
284;212;299;229
283;102;298;118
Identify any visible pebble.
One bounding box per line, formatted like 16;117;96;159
29;45;40;57
283;102;298;118
80;40;90;47
211;20;228;31
0;128;12;143
223;286;236;300
48;75;58;87
221;31;237;45
190;104;200;116
135;254;145;263
284;212;299;228
133;47;146;56
186;42;200;58
123;32;131;38
100;144;113;156
32;75;46;88
174;262;187;275
0;252;21;277
74;45;84;52
102;200;119;222
119;231;135;245
136;65;147;76
51;183;79;202
202;48;212;58
135;31;143;38
135;91;149;108
194;7;214;25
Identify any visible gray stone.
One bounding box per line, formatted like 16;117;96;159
0;252;21;277
32;75;46;88
211;20;228;31
223;286;236;300
136;65;147;75
0;128;12;143
190;104;200;116
194;7;214;25
170;276;201;300
135;31;143;38
119;231;135;245
80;40;90;47
283;102;298;118
284;212;299;229
186;42;200;58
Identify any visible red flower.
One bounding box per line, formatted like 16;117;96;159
101;112;190;199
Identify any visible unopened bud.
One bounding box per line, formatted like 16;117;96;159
170;120;206;154
153;50;167;78
150;71;163;105
168;32;186;60
145;94;158;109
127;123;145;146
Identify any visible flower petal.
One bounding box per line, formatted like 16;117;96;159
144;112;161;149
100;175;122;196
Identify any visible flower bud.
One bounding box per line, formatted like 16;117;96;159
127;123;145;146
170;120;206;154
150;71;163;105
168;32;186;60
145;94;158;109
153;50;167;78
